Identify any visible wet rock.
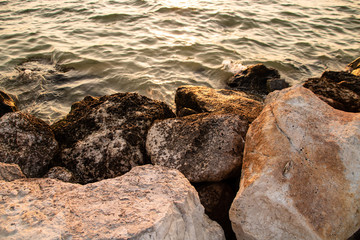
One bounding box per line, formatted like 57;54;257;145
44;166;76;183
229;86;360;240
146;112;247;182
175;85;263;124
0;165;225;240
0;112;58;178
0;89;18;118
346;57;360;76
52;92;175;184
0;162;26;182
303;71;360;112
226;64;289;95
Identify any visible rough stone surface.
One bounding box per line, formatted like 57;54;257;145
175;85;263;124
346;57;360;74
0;112;58;178
0;162;26;182
0;165;225;240
0;90;18;118
146;112;247;182
229;86;360;240
303;71;360;112
226;64;289;95
44;166;76;183
51;92;175;184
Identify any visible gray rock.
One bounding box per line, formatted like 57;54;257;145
44;166;76;183
52;92;175;184
0;112;58;177
0;162;26;181
146;112;247;182
0;165;225;240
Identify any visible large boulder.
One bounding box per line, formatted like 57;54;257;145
303;71;360;112
229;86;360;240
0;162;26;182
51;92;175;184
0;165;225;240
175;85;263;123
0;112;58;177
0;90;18;118
146;112;247;182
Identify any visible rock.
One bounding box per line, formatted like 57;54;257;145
44;166;76;183
0;165;225;240
346;57;360;73
175;85;263;124
229;86;360;240
0;162;26;182
0;89;18;118
226;64;289;95
0;112;58;178
146;112;247;182
352;68;360;77
303;71;360;112
51;92;175;184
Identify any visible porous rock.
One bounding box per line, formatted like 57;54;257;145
0;89;18;118
0;164;225;240
0;162;26;182
51;92;175;184
303;71;360;112
146;112;247;182
229;86;360;240
175;85;263;123
0;112;58;178
44;166;76;183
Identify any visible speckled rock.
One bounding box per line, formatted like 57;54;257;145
44;166;76;183
51;92;175;184
0;165;225;240
0;90;18;118
0;162;26;182
175;85;263;123
146;112;247;182
303;71;360;112
0;112;58;178
229;86;360;240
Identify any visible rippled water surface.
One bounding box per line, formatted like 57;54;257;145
0;0;359;122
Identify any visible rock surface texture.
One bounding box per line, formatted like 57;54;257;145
229;86;360;240
303;71;360;112
347;57;360;76
0;165;225;240
175;85;263;123
146;113;247;182
51;93;175;184
44;166;76;183
0;90;18;118
0;112;58;178
0;162;26;182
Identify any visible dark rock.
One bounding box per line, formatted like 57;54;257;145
0;162;26;181
0;112;58;177
226;64;289;95
44;166;76;183
175;85;263;124
0;90;18;118
51;92;175;184
303;71;360;112
146;112;247;182
346;57;360;72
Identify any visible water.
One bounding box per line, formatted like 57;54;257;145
0;0;359;123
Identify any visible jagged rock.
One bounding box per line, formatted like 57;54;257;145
175;85;263;124
0;165;225;240
346;57;360;72
51;92;175;184
0;162;26;182
303;71;360;112
229;86;360;240
227;64;289;95
146;112;247;182
0;112;58;178
0;90;18;118
44;166;76;183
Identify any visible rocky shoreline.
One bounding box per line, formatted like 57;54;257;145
1;58;359;240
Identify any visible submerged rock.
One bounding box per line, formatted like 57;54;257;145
44;166;76;183
52;92;175;184
0;162;26;182
146;112;247;182
303;71;360;112
0;165;225;240
0;112;58;178
0;89;18;118
175;85;263;123
229;86;360;240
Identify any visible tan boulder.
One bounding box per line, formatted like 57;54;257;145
229;86;360;240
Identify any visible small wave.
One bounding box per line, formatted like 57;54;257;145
90;13;145;23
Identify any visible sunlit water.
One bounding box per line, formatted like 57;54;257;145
0;0;359;123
